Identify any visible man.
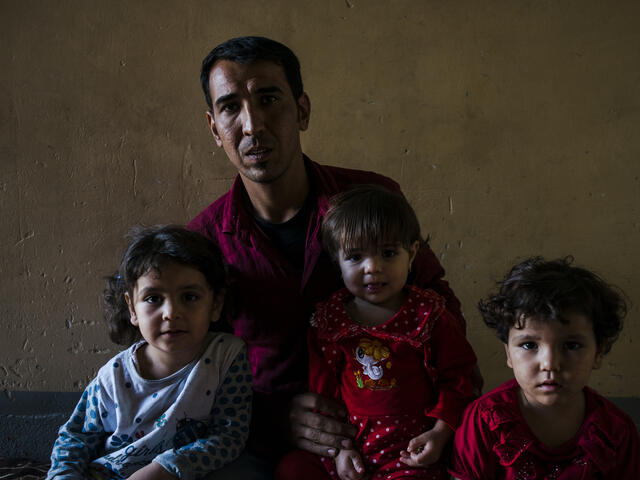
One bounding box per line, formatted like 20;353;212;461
188;36;467;477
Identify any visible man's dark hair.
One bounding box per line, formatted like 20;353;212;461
478;256;627;354
200;36;303;111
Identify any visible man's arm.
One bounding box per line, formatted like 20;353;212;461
409;244;464;331
288;324;356;457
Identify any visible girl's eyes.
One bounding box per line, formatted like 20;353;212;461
345;253;362;262
517;341;583;351
565;342;582;351
183;293;200;302
142;294;200;304
382;249;397;258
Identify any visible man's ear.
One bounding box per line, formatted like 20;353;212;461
125;292;138;327
504;343;513;369
206;111;223;147
296;93;311;131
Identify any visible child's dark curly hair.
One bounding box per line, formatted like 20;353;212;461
103;225;230;346
478;256;627;354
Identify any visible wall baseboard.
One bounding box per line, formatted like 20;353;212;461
2;391;639;462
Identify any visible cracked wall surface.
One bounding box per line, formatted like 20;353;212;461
1;0;639;397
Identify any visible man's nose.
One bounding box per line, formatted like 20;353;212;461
241;101;265;136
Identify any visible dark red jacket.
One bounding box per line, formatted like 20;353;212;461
188;157;463;459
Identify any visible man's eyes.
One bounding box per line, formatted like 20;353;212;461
219;103;239;113
144;295;162;304
219;96;278;113
519;342;537;350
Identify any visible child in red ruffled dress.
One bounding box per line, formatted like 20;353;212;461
278;185;477;480
450;256;640;479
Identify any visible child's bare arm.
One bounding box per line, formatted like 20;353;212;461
399;419;453;467
126;462;176;480
335;448;366;480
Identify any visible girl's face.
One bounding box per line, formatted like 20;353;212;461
505;313;603;411
338;240;419;310
125;260;224;374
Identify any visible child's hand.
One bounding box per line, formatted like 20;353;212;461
126;462;177;480
335;448;367;480
399;420;453;467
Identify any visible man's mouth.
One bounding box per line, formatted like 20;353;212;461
244;146;273;161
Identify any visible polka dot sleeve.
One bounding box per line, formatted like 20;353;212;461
46;380;108;479
154;346;252;479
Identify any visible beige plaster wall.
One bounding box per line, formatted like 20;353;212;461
1;0;639;396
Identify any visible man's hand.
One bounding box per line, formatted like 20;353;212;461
335;449;366;480
288;392;357;457
127;462;177;480
399;420;453;467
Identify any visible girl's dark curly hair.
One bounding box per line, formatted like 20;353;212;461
103;225;230;346
478;256;627;354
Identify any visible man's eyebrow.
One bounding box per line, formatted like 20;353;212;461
255;86;284;95
214;93;238;107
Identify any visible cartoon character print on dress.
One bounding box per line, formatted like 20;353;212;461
353;338;397;390
311;287;455;480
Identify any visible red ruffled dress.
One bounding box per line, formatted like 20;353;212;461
449;379;640;479
308;285;477;479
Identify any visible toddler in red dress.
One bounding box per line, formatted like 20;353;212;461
279;185;477;480
450;256;640;479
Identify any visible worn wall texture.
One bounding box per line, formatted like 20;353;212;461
2;1;639;398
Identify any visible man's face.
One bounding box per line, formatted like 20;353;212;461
206;59;310;184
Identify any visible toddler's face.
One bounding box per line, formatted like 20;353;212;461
338;240;419;310
505;313;602;410
125;260;224;371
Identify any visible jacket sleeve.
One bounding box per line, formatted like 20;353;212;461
423;309;476;430
46;380;108;479
154;346;252;480
409;246;464;333
307;323;343;404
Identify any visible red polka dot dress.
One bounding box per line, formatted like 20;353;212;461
308;286;477;479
